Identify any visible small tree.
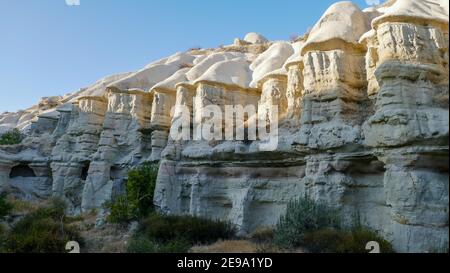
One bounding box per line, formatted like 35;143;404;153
274;196;340;248
0;128;22;145
106;163;159;223
127;163;159;219
0;193;13;220
106;195;130;224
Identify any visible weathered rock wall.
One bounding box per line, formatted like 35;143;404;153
81;89;153;211
50;96;108;213
0;0;448;252
154;1;449;253
360;17;449;253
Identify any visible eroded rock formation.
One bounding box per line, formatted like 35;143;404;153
0;0;448;252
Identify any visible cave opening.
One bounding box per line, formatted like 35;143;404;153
9;164;36;178
81;162;90;181
110;166;121;181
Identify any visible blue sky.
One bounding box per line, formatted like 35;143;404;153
0;0;371;112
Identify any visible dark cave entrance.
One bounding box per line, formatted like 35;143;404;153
9;164;36;178
80;162;90;181
110;166;121;181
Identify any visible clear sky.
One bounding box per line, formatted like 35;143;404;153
0;0;372;113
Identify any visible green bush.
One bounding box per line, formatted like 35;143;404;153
127;163;158;218
3;198;83;253
0;223;6;253
0;128;22;145
139;213;236;246
127;212;236;253
127;235;190;253
274;196;394;253
302;228;351;253
347;227;394;253
303;227;394;253
274;196;340;248
106;163;159;223
106;195;130;224
0;193;13;220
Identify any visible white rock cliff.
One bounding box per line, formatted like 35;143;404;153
0;0;448;252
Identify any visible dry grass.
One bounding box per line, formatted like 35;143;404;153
249;226;274;244
61;209;131;253
75;214;130;253
101;239;128;253
6;197;40;215
189;225;305;254
257;243;306;253
81;224;130;253
190;239;306;254
191;240;259;253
